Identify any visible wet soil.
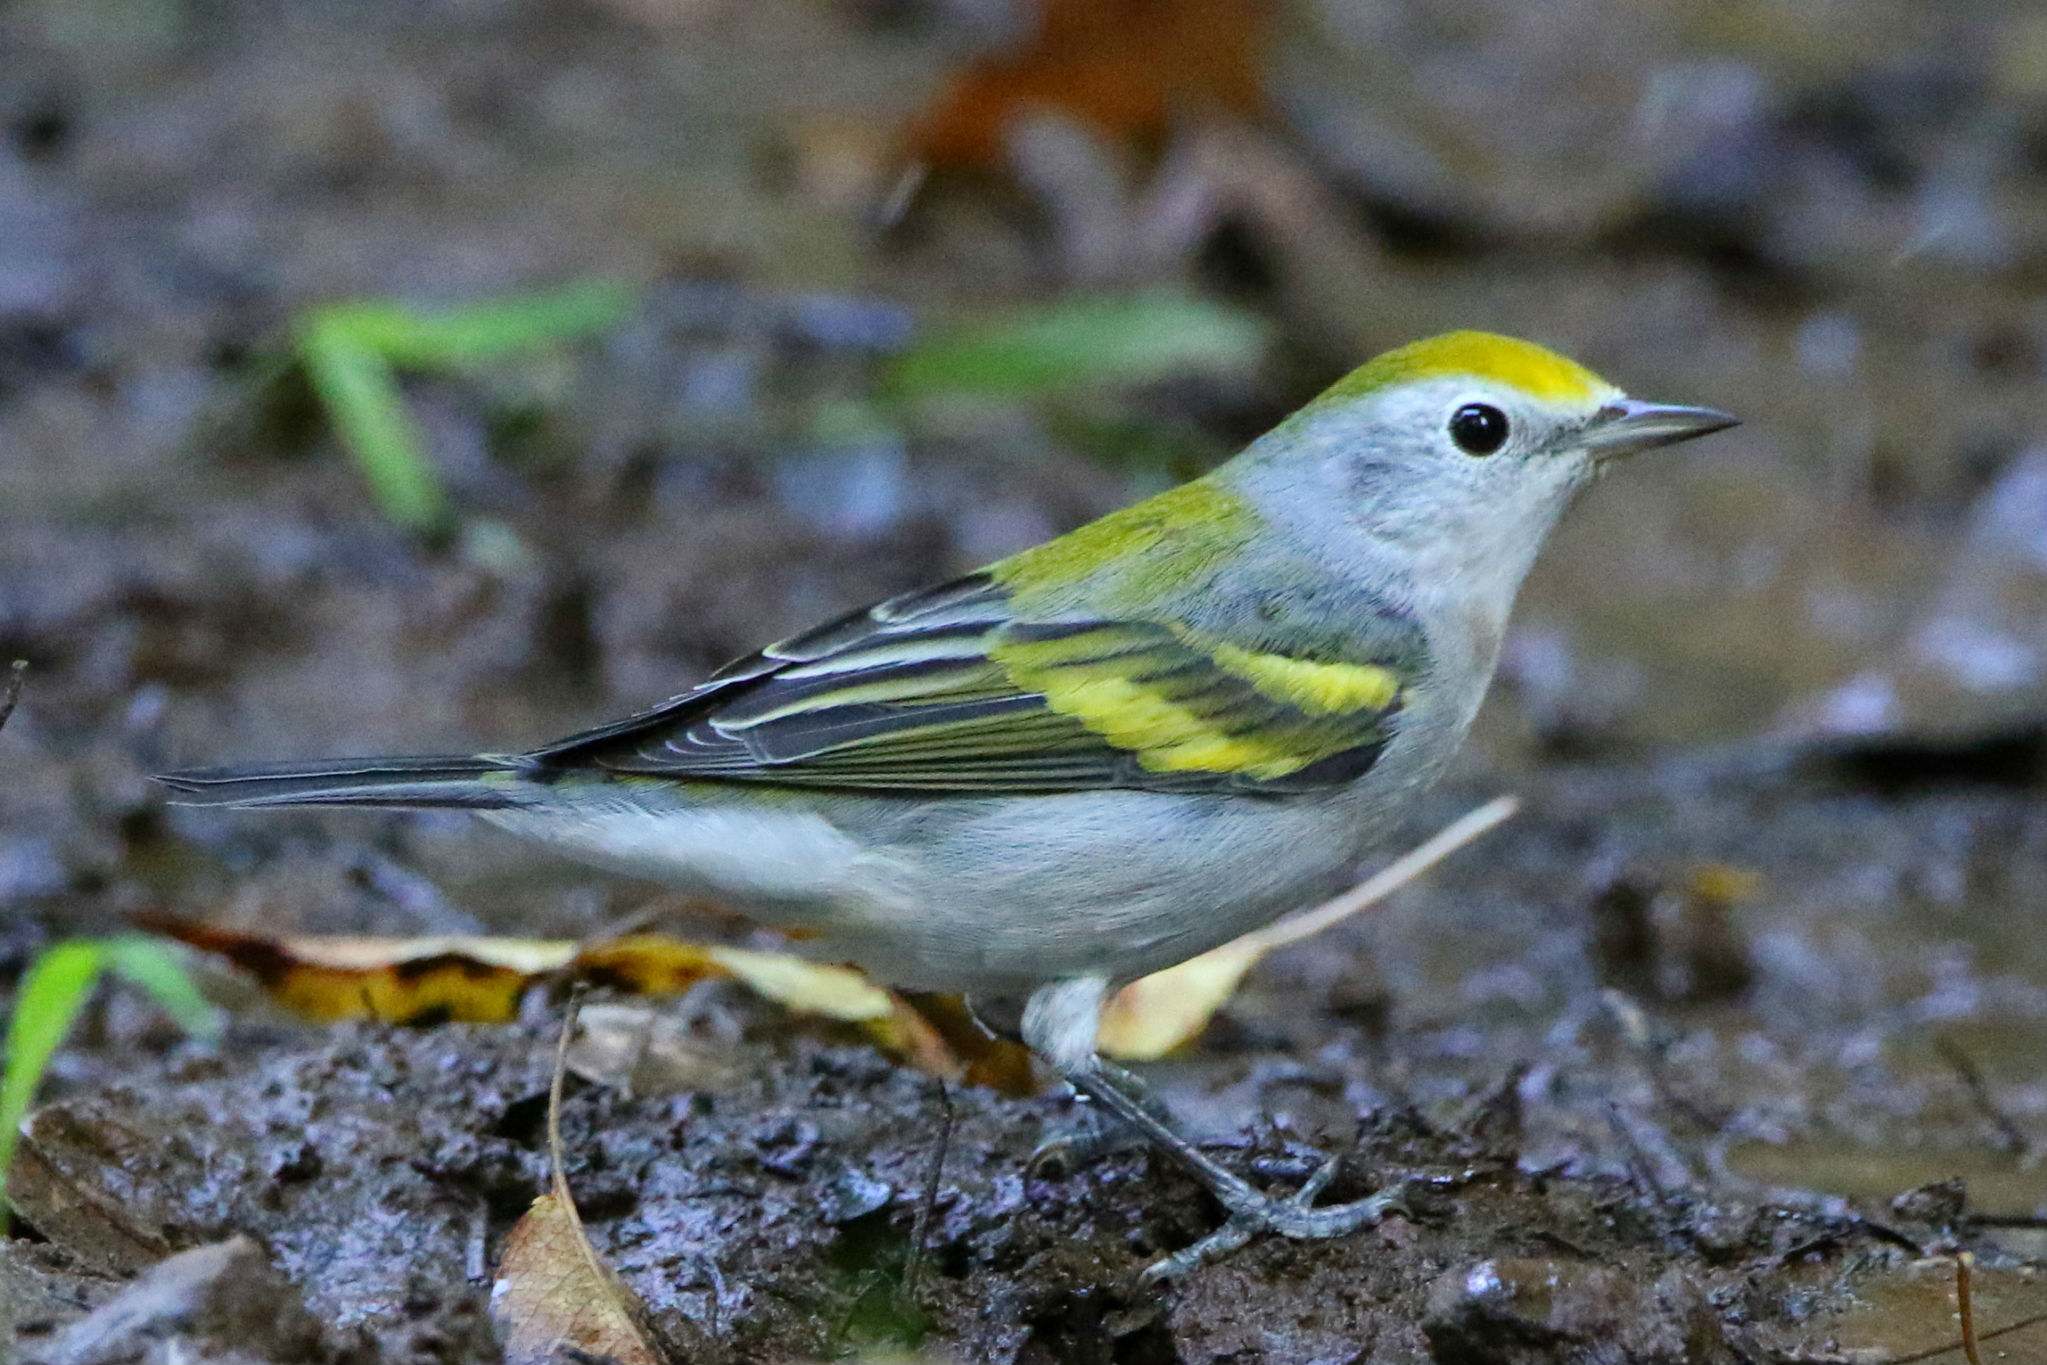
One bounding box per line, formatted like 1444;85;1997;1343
7;759;2042;1363
3;0;2045;1360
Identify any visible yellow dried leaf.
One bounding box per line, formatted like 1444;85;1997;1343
1098;796;1519;1060
704;944;894;1021
1097;939;1264;1060
133;917;987;1081
135;917;901;1027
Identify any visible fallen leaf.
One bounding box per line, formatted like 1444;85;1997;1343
564;1003;737;1096
494;1189;665;1365
1097;796;1519;1059
493;994;669;1365
132;916;1007;1084
905;0;1275;172
4;1111;173;1275
135;918;895;1027
692;942;893;1021
130;919;551;1023
1096;938;1266;1061
894;991;1038;1097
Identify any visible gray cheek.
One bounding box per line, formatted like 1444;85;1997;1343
1341;456;1444;527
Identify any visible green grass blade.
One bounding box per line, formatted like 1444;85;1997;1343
0;941;107;1210
888;292;1269;399
107;937;224;1043
291;281;635;532
307;281;635;370
298;325;448;532
363;281;635;368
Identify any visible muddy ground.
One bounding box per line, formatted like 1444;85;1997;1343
2;0;2045;1361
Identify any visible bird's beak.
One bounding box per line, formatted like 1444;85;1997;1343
1583;398;1739;460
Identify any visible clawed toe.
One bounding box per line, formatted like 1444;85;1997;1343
1025;1020;1409;1284
1029;1112;1148;1180
1027;1135;1082;1180
1141;1163;1409;1283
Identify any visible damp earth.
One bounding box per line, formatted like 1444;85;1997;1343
3;1;2044;1361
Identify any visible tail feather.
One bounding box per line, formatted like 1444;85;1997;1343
154;755;531;810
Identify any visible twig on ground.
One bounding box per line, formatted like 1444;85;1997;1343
1935;1037;2033;1158
547;986;585;1187
694;1254;726;1342
1887;1309;2047;1364
901;1078;954;1311
1872;1253;2047;1365
1604;1102;1684;1231
1955;1251;1982;1365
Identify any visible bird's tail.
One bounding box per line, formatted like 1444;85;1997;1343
154;754;534;810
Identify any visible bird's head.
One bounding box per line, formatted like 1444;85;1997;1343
1242;330;1736;568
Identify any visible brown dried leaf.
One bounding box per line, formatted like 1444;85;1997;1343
494;993;669;1365
5;1113;172;1276
130;916;558;1023
493;1188;664;1365
564;1002;737;1096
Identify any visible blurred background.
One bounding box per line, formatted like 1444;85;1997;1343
3;0;2042;930
1;0;2044;1355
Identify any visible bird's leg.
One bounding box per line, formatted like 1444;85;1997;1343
966;987;1173;1174
1019;978;1409;1281
1027;1056;1175;1176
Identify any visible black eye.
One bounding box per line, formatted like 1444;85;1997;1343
1449;403;1509;456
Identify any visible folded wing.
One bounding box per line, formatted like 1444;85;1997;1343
530;574;1411;795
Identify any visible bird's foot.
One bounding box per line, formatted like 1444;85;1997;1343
1029;1069;1175;1179
1028;1121;1146;1180
1141;1157;1410;1284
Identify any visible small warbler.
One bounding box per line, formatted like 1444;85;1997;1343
162;331;1733;1273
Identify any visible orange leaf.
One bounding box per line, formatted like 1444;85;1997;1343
894;990;1039;1097
906;0;1275;171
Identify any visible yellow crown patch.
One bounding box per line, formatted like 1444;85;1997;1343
1316;331;1615;407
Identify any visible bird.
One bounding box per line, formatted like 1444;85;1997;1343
158;330;1735;1275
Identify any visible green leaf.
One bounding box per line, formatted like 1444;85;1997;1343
309;281;635;371
0;941;107;1210
298;326;447;532
888;292;1268;399
106;937;225;1043
292;280;636;532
